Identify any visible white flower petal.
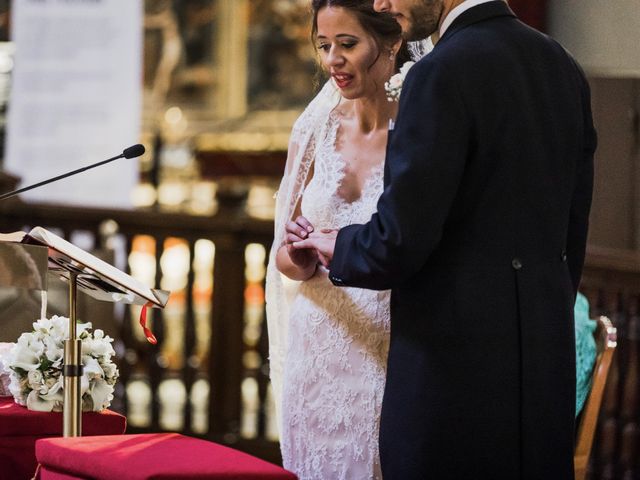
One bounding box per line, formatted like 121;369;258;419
86;377;114;411
26;390;56;412
27;369;43;389
83;356;104;379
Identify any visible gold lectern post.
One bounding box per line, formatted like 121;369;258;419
15;226;170;439
63;272;82;437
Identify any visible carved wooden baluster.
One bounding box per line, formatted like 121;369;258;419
597;291;623;479
620;423;639;480
598;417;619;480
182;239;197;434
619;298;640;479
256;255;270;439
581;286;598;315
149;235;166;431
208;234;245;441
117;233;135;418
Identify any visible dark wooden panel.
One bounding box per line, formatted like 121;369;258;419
586;78;640;251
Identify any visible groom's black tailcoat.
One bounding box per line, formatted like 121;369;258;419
329;2;596;479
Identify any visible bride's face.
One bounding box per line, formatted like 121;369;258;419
316;6;394;101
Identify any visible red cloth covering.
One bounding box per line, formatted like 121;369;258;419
37;470;80;480
36;433;298;480
0;397;126;480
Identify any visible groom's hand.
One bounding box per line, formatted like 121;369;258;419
294;228;338;267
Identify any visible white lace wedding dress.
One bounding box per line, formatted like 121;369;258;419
278;109;391;480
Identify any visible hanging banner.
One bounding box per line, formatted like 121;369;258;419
4;0;143;208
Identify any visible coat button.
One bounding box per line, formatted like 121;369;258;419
512;258;523;270
561;250;567;262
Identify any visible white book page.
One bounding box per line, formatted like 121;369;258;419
26;227;168;307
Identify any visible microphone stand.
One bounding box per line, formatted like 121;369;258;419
0;144;145;201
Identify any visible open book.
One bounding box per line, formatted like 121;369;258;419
1;227;169;308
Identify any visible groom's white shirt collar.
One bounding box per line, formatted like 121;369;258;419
440;0;501;36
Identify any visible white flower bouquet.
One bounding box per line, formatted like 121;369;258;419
0;315;119;412
385;61;415;102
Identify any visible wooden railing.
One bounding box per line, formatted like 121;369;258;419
0;199;281;463
1;200;639;475
581;245;640;480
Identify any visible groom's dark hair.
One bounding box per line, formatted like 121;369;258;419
311;0;411;73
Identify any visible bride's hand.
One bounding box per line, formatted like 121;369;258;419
293;228;338;267
285;216;317;269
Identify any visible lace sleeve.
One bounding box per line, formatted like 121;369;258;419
265;80;340;433
273;120;316;248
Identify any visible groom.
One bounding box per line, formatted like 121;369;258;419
294;0;596;478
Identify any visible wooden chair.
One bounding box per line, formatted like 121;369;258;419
574;316;617;480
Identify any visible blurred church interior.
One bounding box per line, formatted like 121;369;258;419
0;1;638;477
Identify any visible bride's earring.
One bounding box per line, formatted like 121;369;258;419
389;49;395;61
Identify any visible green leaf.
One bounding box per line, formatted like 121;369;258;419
39;356;53;372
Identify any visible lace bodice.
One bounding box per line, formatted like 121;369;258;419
279;109;391;480
300;111;385;231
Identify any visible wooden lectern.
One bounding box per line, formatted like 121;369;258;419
0;227;170;438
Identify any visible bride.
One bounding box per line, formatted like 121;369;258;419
265;1;423;478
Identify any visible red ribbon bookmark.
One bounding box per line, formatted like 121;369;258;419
139;302;158;344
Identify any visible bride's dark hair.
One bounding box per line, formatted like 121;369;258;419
311;0;412;73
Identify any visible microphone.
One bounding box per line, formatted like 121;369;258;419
0;144;146;201
123;144;145;159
